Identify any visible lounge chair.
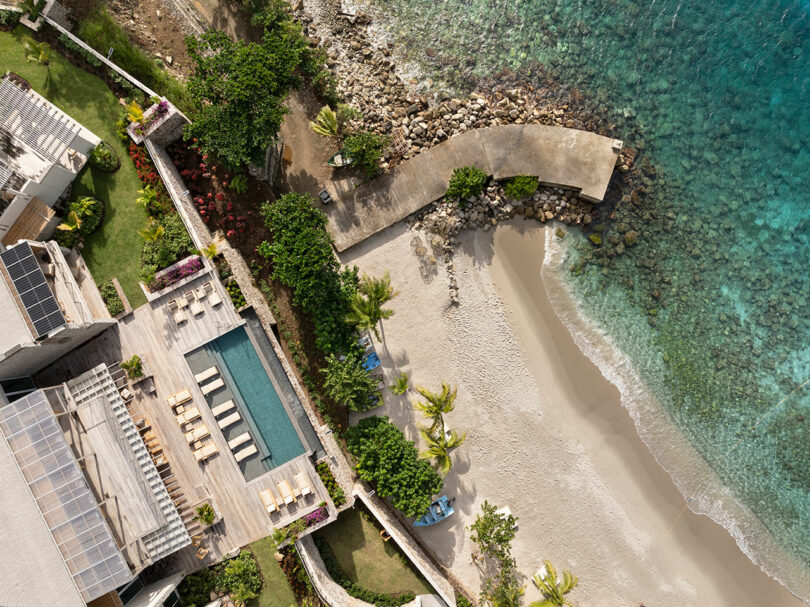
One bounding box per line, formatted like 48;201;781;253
217;411;241;429
277;481;295;505
212;399;236;417
168;300;187;325
234;444;257;462
204;281;222;307
201;377;225;395
194;441;219;462
196;285;207;300
294;472;313;496
289;479;302;499
228;431;251;450
188;292;204;316
259;488;278;514
185;424;210;443
194;366;219;384
175;406;201;425
176;294;189;309
167;388;192;408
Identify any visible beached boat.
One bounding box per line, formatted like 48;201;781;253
414;495;455;526
328;150;355;167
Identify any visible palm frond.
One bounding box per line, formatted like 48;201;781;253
309;106;338;137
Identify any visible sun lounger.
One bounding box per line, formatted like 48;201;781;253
176;294;189;309
289;479;302;499
294;472;313;496
196;285;207;300
195;366;219;384
212;399;236;417
168;300;187;325
194;441;219;462
217;411;241;429
175;406;201;425
188;292;204;316
167;389;192;408
204;281;222;307
259;488;278;514
277;482;295;505
228;431;251;450
201;377;225;395
234;444;257;462
185;424;210;443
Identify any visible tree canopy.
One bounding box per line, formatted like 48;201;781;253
323;352;381;412
345;416;443;517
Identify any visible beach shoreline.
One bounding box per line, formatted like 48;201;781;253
342;218;804;606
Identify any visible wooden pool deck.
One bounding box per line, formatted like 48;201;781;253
35;270;333;573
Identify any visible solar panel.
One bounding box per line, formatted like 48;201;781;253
0;242;66;337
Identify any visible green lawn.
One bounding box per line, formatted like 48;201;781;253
315;509;434;596
0;27;148;306
249;537;298;607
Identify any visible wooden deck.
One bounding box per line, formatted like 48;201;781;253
36;270;333;573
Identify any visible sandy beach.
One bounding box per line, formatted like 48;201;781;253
341;218;803;606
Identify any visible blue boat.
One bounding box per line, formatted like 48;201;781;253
361;351;381;371
414;496;455;526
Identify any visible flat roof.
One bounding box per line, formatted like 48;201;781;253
0;258;35;357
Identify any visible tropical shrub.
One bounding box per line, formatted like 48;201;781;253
336;103;362;133
345;416;443;517
316;461;346;507
121;355;143;380
530;560;579;607
217;551;262;604
89;142;120;172
194;502;216;526
0;9;22;27
99;281;125;316
309;105;338;138
470;500;524;607
226;281;247;308
446;166;488;205
229;173;248;194
504;175;539;200
178;567;216;607
390;372;409;395
140;213;195;270
20;0;45;20
342;130;389;178
323;352;381;412
71;196;104;235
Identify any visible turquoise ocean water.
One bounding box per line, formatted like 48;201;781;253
356;0;810;596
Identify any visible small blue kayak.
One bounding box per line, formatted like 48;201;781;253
414;496;455;526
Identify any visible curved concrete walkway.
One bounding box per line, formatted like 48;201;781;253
326;124;622;251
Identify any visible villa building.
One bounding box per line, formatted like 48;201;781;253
0;74;100;247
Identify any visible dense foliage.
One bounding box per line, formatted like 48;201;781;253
470;501;525;607
120;355;143;380
184;3;333;167
140;213;195;272
316;461;346;506
89;141;120;172
345;416;443;517
98;281;125;316
258;192;358;355
323;352;381;412
504;175;539;200
227;281;247;308
345;271;398;340
218;551;262;604
314;536;416;606
342;130;389;178
55;196;105;247
446;166;488;205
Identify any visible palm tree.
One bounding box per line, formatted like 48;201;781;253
345;271;399;340
412;382;457;434
22;39;50;67
309;105;338;138
419;427;466;475
56;210;82;233
137;217;165;241
530;560;579;607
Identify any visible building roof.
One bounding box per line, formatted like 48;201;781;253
0;390;132;603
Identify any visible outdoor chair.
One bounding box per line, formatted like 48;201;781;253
277;481;295;504
227;431;251;450
187;291;204;316
167;389;192;408
234;444;257;462
194;366;219;384
217;411;241;430
212;399;236;417
204;282;222;307
176;294;189;309
259;488;278;514
294;472;312;497
168;299;187;325
201;377;225;395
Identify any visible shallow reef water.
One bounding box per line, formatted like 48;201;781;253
359;0;810;596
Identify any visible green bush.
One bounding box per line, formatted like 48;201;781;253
58;33;102;68
120;354;143;380
342;130;388;178
314;537;415;606
74;196;104;235
503;175;539;200
217;551;262;604
99;281;125;316
345;416;443;517
226;281;247;308
316;461;346;507
140;213;195;270
178;567;216;607
446;166;488;206
323;352;381;412
229;173;248;195
89;142;120;172
0;9;22;27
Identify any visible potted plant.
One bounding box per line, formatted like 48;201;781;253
194;502;216;526
121;355;144;380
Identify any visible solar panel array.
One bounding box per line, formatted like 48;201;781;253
0;391;132;601
0;242;65;337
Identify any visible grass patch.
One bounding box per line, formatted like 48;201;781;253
314;508;434;596
248;537;298;607
0;27;148;306
76;5;191;112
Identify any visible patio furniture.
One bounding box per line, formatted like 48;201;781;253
167;389;192;408
217;411;241;429
259;488;278;514
185;424;210;443
176;294;189;309
194;441;219;462
120;387;133;401
318;189;333;205
294;472;312;496
227;431;251;450
358;335;372;350
196;285;207;300
204;282;222;307
212;399;236;417
277;482;295;504
361;351;381;371
201;377;225;395
195;366;219;384
175;406;201;425
289;479;302;499
168;300;187;325
187;292;204;316
234;444;257;462
195;547;209;559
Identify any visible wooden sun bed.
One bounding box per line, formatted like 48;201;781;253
204;281;222;307
175;406;201;425
167;389;192;408
176;294;189;309
187;291;204;316
234;444;258;462
194;441;219;462
294;472;313;497
212;399;236;417
168;300;187;325
227;432;251;450
259;488;278;514
185;424;210;443
217;411;241;429
194;366;219;384
277;481;295;504
201;377;225;395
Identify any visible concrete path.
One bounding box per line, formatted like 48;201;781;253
325;124;622;251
